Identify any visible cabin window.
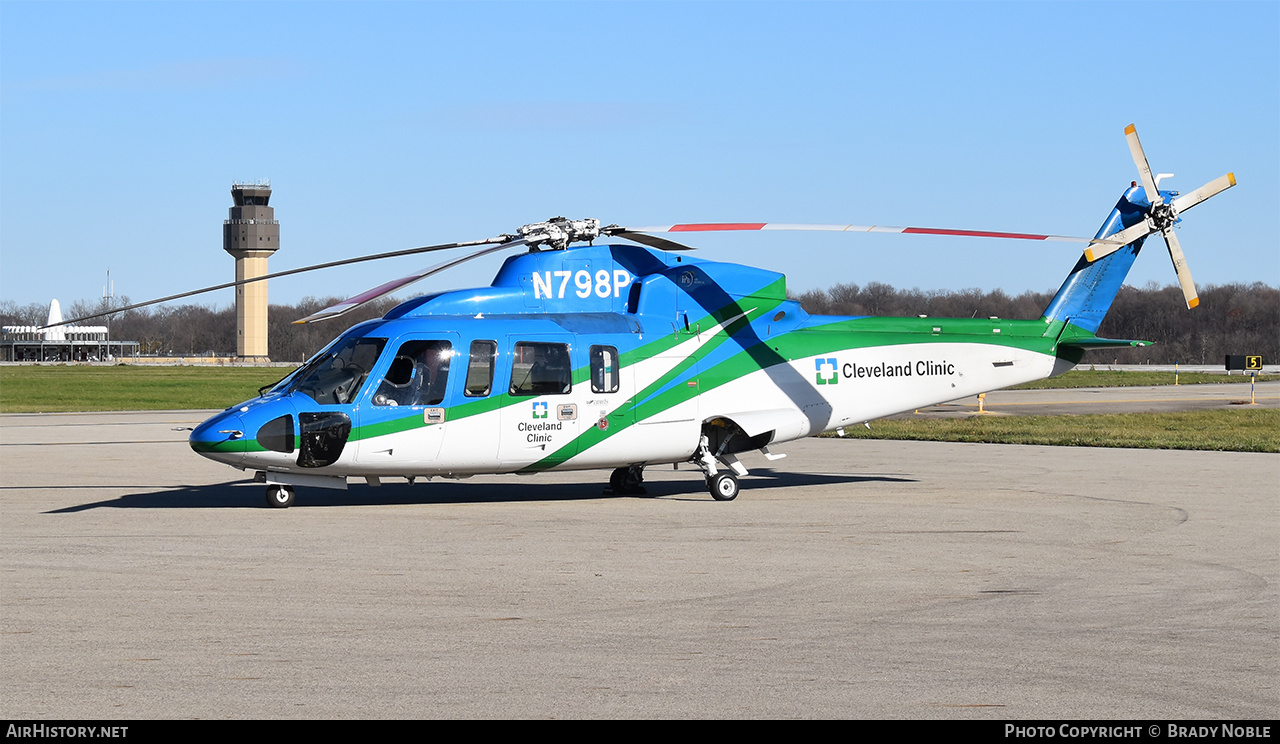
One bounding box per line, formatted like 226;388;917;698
371;340;453;407
509;342;571;396
464;340;497;397
590;345;619;393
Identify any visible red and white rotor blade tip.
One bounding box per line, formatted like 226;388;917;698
623;222;1106;244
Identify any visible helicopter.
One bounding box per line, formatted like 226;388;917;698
66;125;1236;507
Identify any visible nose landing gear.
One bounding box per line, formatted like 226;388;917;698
265;483;296;508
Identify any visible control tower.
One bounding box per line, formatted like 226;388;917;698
223;182;279;359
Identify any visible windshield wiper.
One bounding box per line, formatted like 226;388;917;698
259;368;300;396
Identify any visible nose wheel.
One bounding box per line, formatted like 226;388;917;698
265;484;296;508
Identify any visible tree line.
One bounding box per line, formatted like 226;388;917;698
791;281;1278;364
2;281;1275;364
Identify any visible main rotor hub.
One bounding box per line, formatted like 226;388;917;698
517;217;602;250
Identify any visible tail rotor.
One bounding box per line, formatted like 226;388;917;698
1084;124;1236;309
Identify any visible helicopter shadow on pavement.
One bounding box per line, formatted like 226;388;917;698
44;469;913;512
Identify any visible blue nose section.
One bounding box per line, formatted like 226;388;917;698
189;410;248;466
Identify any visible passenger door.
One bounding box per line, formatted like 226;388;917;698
567;343;636;466
498;335;580;468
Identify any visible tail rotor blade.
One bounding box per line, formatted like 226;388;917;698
1125;123;1163;206
1162;228;1199;309
1172;172;1237;214
1085;220;1157;262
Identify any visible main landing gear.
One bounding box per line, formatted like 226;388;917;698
691;418;776;501
608;465;647;495
707;472;739;501
265;483;296;508
607;463;739;500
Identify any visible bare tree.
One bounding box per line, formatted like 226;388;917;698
790;281;1277;364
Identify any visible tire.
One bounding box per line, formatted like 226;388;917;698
609;466;646;495
265;484;295;508
708;473;739;501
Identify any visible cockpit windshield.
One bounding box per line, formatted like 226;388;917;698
289;336;387;405
260;338;339;396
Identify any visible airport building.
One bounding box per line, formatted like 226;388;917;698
4;182;281;363
0;300;138;362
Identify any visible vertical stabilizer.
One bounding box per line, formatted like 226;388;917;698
1041;187;1148;334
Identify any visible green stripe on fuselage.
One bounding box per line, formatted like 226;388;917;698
345;278;789;454
527;314;1091;470
339;291;1102;469
524;290;787;470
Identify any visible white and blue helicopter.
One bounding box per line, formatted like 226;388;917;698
83;126;1237;507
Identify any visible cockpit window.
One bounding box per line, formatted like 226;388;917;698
372;340;453;407
261;337;342;396
290;336;387;405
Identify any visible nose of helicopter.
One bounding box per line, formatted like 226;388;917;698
189;409;249;466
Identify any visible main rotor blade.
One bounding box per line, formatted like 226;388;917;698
45;237;511;328
1125;123;1163;206
610;230;698;252
1171;172;1236;214
618;222;1113;244
1162;228;1199;309
293;238;531;324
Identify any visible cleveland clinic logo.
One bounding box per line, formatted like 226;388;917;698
815;358;838;385
532;401;548;419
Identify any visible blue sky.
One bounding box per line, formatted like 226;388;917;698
2;1;1276;313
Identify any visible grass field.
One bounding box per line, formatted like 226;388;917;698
2;364;1276;452
0;365;294;413
833;408;1279;453
1009;369;1277;389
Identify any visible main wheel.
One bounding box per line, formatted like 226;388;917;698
265;484;295;508
609;466;646;495
708;473;739;501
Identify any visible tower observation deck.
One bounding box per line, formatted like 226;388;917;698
223;182;279;359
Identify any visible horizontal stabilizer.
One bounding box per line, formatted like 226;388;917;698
1055;321;1151;350
1057;337;1153;350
